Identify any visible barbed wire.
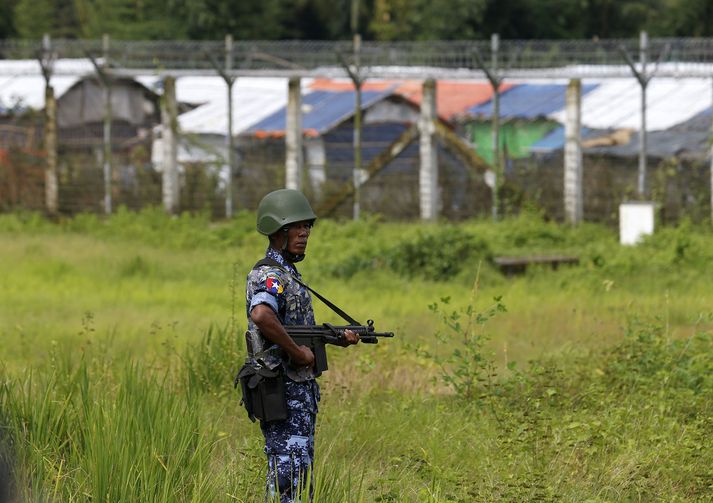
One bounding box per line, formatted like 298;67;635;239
2;37;713;79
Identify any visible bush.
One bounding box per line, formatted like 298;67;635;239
385;227;492;281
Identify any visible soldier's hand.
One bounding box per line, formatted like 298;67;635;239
342;329;359;346
291;345;315;368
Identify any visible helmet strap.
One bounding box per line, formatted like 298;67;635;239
280;227;305;263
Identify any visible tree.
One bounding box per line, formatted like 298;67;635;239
280;0;354;39
13;0;83;39
13;0;54;39
368;0;487;41
656;0;713;37
180;0;287;39
0;0;18;39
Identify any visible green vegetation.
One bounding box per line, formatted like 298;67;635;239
0;210;711;501
2;0;713;41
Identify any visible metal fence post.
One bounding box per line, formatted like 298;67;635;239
102;34;113;215
638;31;648;198
225;34;235;218
491;34;501;220
351;0;363;220
352;35;363;221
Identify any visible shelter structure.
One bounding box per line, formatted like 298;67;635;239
53;75;163;213
241;80;494;219
475;78;713;223
0;66;167;213
459;83;599;164
3;36;713;223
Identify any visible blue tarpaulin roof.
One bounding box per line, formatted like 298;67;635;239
247;89;393;135
467;84;599;120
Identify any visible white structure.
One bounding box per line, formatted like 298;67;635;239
549;77;713;132
619;201;655;245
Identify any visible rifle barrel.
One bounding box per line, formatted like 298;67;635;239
284;325;394;338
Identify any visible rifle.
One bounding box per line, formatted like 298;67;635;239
285;319;394;373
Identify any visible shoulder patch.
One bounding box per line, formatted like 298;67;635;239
265;272;284;295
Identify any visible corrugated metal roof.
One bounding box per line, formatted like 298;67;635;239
0;59;106;111
168;77;302;135
467;83;599;119
532;107;712;159
247;89;392;138
549;78;713;131
586;107;712;160
0;62;298;135
1;77;78;111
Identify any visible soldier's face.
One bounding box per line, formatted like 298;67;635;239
285;220;312;255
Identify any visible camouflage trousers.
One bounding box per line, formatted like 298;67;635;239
261;378;320;503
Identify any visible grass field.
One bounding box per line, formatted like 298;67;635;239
0;209;711;502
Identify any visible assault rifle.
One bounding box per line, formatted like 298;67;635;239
285;319;394;373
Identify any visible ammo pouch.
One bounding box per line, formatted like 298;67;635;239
235;364;287;423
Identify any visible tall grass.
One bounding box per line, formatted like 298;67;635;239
0;352;221;502
1;210;712;500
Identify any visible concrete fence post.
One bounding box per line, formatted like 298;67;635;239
564;78;583;224
161;76;179;214
286;77;303;191
419;78;438;220
41;34;58;216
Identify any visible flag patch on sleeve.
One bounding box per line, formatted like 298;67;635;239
265;273;284;295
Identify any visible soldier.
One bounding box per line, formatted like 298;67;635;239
244;188;358;502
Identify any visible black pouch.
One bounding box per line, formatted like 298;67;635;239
235;364;288;423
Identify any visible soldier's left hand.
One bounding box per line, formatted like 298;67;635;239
342;329;359;346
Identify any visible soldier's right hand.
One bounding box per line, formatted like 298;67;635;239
290;345;315;368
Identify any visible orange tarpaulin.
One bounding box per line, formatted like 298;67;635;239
309;78;513;120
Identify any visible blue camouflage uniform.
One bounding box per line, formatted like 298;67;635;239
246;247;320;503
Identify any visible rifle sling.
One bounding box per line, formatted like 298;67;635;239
253;257;361;326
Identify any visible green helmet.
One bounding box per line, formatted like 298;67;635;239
256;189;317;235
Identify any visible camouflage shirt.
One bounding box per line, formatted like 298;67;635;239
245;247;316;382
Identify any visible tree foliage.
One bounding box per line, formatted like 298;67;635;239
3;0;713;40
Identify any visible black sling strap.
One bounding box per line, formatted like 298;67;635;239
253;257;361;326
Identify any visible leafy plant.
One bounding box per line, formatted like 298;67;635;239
422;266;506;399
